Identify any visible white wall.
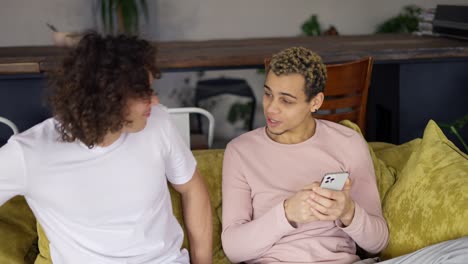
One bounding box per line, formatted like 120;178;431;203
1;0;96;47
1;0;466;46
0;0;468;46
148;0;468;40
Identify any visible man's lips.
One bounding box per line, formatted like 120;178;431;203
266;117;281;127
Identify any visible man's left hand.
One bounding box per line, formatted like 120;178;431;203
306;178;355;226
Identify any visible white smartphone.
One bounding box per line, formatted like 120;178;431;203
320;172;349;191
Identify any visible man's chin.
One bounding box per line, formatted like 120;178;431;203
266;126;284;136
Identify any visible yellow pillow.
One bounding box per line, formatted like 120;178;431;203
0;196;37;264
380;120;468;259
36;149;227;263
339;120;396;201
35;223;49;264
370;139;421;179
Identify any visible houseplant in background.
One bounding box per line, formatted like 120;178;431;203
48;0;149;47
301;15;339;36
301;15;322;36
98;0;149;35
376;5;422;33
438;114;468;153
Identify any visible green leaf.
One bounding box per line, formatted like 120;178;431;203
437;114;468;153
129;0;139;34
100;0;148;35
119;0;132;34
450;126;468;153
454;114;468;129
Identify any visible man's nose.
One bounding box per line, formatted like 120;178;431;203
266;100;280;114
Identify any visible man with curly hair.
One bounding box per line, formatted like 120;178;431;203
221;47;389;263
0;32;212;264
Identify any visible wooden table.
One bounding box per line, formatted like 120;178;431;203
1;34;468;74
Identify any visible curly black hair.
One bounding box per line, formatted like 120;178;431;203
47;31;161;148
269;47;327;101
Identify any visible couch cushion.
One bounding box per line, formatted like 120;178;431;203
34;222;49;264
339;120;397;201
0;195;37;264
35;149;227;263
380;120;468;259
169;149;227;262
370;138;421;178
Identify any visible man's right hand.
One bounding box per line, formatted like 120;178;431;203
283;184;318;227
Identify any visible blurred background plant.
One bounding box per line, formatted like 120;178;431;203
376;5;422;33
98;0;149;35
438;114;468;153
227;102;254;130
301;15;321;36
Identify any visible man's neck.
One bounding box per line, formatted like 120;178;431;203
98;131;123;147
267;118;317;144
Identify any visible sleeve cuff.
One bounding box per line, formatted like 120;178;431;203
274;200;297;232
336;202;364;235
167;160;197;185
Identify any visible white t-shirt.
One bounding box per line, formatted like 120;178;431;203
0;105;196;264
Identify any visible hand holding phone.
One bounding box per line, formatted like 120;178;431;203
320;172;349;191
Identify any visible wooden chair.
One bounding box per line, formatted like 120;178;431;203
264;57;373;135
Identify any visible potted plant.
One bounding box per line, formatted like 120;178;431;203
376;5;422;33
98;0;149;35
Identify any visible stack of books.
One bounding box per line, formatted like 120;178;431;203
414;8;436;36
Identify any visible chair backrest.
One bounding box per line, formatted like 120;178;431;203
0;116;19;135
167;107;215;149
264;57;373;135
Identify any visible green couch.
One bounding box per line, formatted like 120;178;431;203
1;120;467;263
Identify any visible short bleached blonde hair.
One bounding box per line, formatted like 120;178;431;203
269;47;327;101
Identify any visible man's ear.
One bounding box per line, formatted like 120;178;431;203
310;92;324;113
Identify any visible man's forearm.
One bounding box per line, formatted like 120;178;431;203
182;181;213;264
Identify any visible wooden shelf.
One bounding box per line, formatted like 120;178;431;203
1;34;467;74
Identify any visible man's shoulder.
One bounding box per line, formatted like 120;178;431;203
317;120;368;155
317;119;360;141
13;118;57;143
6;118;59;157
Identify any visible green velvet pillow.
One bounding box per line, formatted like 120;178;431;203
36;149;228;264
339;120;397;201
380;120;468;259
0;195;37;264
370;138;421;179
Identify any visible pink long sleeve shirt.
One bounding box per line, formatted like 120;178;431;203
221;120;389;264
